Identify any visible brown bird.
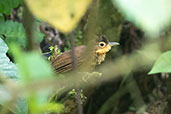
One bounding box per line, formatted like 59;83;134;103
51;35;119;73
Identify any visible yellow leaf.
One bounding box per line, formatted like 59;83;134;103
25;0;92;33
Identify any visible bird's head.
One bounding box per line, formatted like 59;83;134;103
95;35;119;55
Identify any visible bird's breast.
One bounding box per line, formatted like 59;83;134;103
96;53;106;64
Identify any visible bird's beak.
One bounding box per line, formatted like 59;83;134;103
109;42;119;46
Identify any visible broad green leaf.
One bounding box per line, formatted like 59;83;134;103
0;20;44;48
113;0;171;35
149;51;171;74
0;0;23;15
0;21;26;47
25;0;92;33
0;38;18;78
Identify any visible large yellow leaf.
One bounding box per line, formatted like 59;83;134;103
25;0;92;33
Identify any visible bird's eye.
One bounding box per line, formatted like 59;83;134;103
99;42;106;47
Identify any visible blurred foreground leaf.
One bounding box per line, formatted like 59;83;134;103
0;38;18;78
25;0;92;33
149;51;171;74
31;102;64;113
10;44;56;113
113;0;171;35
10;44;54;83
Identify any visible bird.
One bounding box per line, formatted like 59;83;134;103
51;35;119;73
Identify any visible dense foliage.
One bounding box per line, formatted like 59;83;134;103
0;0;171;114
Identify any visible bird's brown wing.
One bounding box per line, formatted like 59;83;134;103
51;45;86;73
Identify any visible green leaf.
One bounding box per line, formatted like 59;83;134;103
10;44;55;113
0;20;44;48
0;0;23;15
113;0;171;35
149;51;171;74
0;20;26;47
10;44;54;83
0;38;18;78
